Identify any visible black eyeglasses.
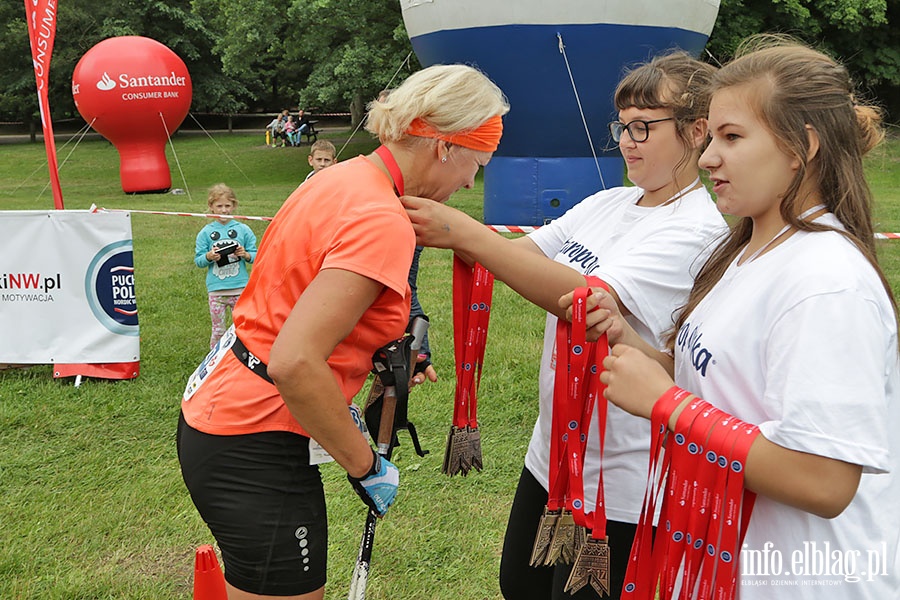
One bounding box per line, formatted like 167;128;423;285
608;117;674;143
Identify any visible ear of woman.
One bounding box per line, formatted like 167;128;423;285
691;118;708;149
805;124;820;162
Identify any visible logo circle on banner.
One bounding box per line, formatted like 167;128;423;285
85;240;139;335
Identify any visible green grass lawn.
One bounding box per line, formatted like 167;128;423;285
0;126;898;599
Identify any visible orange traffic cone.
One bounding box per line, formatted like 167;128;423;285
193;544;227;600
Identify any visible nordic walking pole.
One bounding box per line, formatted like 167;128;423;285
348;317;429;600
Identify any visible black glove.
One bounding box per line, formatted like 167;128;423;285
347;448;399;516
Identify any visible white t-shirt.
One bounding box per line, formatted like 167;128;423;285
674;214;900;598
524;184;728;522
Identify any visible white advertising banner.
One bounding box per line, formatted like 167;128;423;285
0;210;139;364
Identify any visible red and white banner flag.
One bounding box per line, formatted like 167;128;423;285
24;0;64;210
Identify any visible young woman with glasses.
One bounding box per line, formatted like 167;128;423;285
402;51;727;599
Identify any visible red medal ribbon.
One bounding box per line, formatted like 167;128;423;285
657;398;712;598
694;416;743;599
451;257;493;432
374;145;405;196
681;409;730;599
621;388;760;600
583;278;610;540
713;421;759;599
547;279;610;531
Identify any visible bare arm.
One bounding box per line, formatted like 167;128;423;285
404;195;595;319
559;285;668;373
600;343;862;519
267;268;384;478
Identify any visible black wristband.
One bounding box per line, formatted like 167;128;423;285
413;356;432;375
347;448;379;483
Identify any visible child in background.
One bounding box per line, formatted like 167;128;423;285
283;116;298;146
304;139;336;181
265;114;281;147
195;184;258;349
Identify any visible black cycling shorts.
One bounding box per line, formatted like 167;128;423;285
177;412;328;595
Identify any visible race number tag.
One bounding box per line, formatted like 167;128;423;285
308;403;369;465
183;324;237;402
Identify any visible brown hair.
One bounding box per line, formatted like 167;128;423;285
669;34;895;350
614;50;717;183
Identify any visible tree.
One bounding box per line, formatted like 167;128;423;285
0;0;247;126
192;0;297;111
0;4;36;126
285;0;417;124
2;1;894;125
198;0;417;121
707;0;899;120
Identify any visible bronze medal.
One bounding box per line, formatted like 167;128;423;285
441;425;471;476
544;510;586;565
564;536;610;596
528;507;560;566
467;424;483;473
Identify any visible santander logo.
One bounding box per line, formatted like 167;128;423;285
95;70;189;92
96;72;116;91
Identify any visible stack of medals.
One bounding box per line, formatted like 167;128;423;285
531;284;613;597
442;256;494;476
619;387;760;600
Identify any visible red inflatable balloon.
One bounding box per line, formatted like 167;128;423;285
72;36;192;193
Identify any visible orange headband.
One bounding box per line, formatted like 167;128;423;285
406;115;503;152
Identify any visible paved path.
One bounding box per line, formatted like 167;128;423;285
0;126;354;145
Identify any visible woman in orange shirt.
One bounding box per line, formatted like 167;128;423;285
178;64;509;600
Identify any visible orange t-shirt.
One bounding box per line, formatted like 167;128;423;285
182;156;414;436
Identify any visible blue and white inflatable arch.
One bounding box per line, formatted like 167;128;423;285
401;0;720;225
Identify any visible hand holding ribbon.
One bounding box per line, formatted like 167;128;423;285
559;284;627;345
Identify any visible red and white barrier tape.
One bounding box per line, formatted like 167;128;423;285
91;205;273;222
485;225;540;233
87;208;900;240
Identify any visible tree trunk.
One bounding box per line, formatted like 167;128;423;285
349;93;365;128
29;120;37;143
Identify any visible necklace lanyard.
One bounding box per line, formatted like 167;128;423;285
548;289;590;522
644;176;700;208
374;145;405;196
739;203;826;264
583;279;610;541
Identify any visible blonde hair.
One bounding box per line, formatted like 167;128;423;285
309;139;336;158
365;64;509;144
207;183;237;208
670;34;895;350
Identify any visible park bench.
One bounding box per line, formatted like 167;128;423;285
301;120;319;143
